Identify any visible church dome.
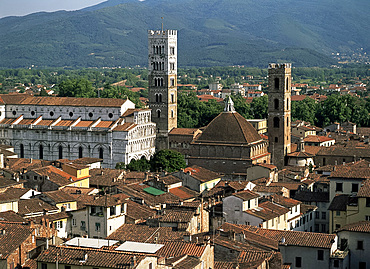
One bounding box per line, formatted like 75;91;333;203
195;110;262;144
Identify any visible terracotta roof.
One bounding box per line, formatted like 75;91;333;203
23;258;37;269
231;224;336;249
317;147;370;158
0;221;34;258
95;121;114;128
169;186;199;200
269;182;302;190
358;180;370;198
107;224;186;243
269;195;301;208
330;160;370;179
166;255;201;269
246;201;289;221
43;190;76;203
169;128;200;136
233;190;260;201
30;211;70;223
36;245;146;268
160;174;182;185
214;261;235;269
253;184;285;194
290;144;321;155
257;163;277;170
287;151;313;158
89;168;124;187
125;200;156;221
155;241;207;258
0;95;127;107
0;210;26;222
85;193;129;207
121;108;143;117
183;165;222;183
113;123;137;132
30;165;80;186
75;120;93;127
194;111;262;144
304;135;335;143
155;209;195;223
6;158;51;173
0;187;31;202
18;198;58;216
337;221;370;233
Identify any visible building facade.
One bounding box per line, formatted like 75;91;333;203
148;29;178;150
0;95;156;168
268;63;292;170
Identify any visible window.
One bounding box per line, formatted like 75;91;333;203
59;145;63;159
359;262;366;269
336;211;341;216
81;221;86;231
170;47;175;55
352;183;359;192
69;112;73;117
41;264;47;269
336;182;343;192
366;198;370;207
99;147;104;159
171;93;175;103
340;238;348;251
108;112;113;118
50;111;54;117
273;117;280;128
274;78;279;89
333;259;339;267
170;78;175;87
95;222;101;231
274;137;278;142
317;249;324;260
39;145;43;159
157;110;161;118
321;212;326;220
170;62;175;70
171;110;174;118
295;257;302;268
110;206;116;216
65;266;71;269
72;218;76;226
357;240;364;250
321;224;326;232
274;98;279;109
79;146;83;158
20;144;24;158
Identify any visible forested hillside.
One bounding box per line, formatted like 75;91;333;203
0;0;369;68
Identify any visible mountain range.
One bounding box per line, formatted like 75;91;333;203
0;0;369;68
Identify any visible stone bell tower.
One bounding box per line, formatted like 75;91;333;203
268;63;292;170
148;29;177;150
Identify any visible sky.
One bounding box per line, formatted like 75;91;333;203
0;0;107;18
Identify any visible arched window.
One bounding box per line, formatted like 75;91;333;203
275;137;278;142
159;94;162;103
157;110;161;118
286;78;289;91
99;147;104;159
155;94;159;103
274;98;279;110
39;145;43;160
274;78;279;89
171;110;174;118
20;144;24;158
78;146;83;158
59;145;63;159
273;117;280;128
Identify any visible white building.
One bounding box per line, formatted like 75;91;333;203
0;95;156;168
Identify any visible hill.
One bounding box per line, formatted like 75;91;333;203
0;0;369;68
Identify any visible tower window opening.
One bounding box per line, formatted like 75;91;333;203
157;110;161;118
286;77;289;91
273;117;280;128
78;146;83;158
274;98;279;109
99;147;104;159
39;145;44;160
59;145;63;159
159;94;162;103
274;78;279;89
275;137;278;142
20;144;24;158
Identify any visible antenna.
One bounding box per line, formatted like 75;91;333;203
161;17;164;32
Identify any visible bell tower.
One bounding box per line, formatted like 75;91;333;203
268;63;292;170
148;29;177;150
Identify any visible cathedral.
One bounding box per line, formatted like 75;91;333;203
0;94;156;168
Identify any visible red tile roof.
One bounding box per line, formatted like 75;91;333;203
233;190;260;201
183;165;222;183
0;221;34;258
337;221;370;233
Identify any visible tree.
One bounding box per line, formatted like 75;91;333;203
126;157;150;172
58;78;96;98
291;97;318;124
150;150;186;173
250;95;268;119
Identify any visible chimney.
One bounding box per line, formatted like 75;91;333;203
130;256;137;268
